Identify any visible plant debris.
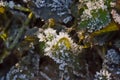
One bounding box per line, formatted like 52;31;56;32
0;0;120;80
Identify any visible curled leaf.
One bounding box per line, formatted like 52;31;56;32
91;22;119;37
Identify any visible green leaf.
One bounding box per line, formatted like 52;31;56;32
78;9;111;32
38;42;45;55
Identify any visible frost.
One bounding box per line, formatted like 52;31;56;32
111;9;120;25
105;49;120;64
78;9;111;32
94;49;120;80
32;0;73;23
37;28;57;42
94;69;111;80
8;1;15;9
79;0;107;21
63;16;72;24
102;49;120;79
40;71;52;80
1;0;119;80
78;0;111;32
0;1;7;6
44;28;57;40
23;0;30;3
37;28;82;77
0;1;16;9
4;53;40;80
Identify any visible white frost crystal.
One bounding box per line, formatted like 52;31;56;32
102;49;120;79
111;9;120;25
106;49;120;64
37;28;80;72
4;54;40;80
37;28;57;42
78;0;111;32
94;69;111;80
44;28;57;40
80;0;107;21
8;1;15;9
0;1;7;6
32;0;73;23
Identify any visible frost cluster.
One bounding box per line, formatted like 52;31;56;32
37;28;57;42
94;49;120;80
111;9;120;25
8;1;15;9
87;14;110;32
0;1;20;9
2;53;40;80
34;0;72;13
0;1;7;6
105;49;120;64
32;0;73;23
102;49;120;79
23;0;31;3
78;0;111;32
94;69;111;80
79;0;107;21
37;28;81;73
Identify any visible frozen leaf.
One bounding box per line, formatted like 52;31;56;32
91;22;119;36
78;9;111;32
31;0;73;24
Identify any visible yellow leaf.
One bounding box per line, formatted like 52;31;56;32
55;37;71;50
14;5;31;12
82;45;89;48
91;22;119;36
0;32;7;41
28;12;33;19
0;7;5;14
78;31;85;41
24;36;35;42
48;18;55;27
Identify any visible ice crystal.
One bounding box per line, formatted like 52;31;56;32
37;28;57;42
102;49;120;79
111;9;120;25
105;49;120;64
44;33;73;66
78;0;111;32
0;1;7;6
110;2;116;7
32;0;73;23
0;1;20;9
23;0;30;3
79;0;107;21
38;28;86;79
8;1;15;9
94;69;111;80
3;53;40;80
37;28;81;77
44;28;57;40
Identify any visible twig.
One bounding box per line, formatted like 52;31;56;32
40;71;52;80
9;12;33;50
